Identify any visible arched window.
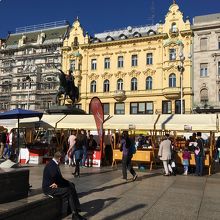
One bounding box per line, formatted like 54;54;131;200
74;37;78;47
131;77;137;91
200;88;208;103
146;76;152;90
171;22;177;32
103;79;110;92
117;78;123;90
169;73;176;87
90;80;96;93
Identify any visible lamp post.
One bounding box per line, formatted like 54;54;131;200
178;53;185;114
24;75;31;109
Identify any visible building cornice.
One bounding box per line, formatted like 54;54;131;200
81;33;168;49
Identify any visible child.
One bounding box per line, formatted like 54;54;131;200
182;147;191;175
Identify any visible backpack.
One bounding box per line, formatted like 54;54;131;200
127;138;136;155
130;144;137;155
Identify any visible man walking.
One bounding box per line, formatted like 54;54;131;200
158;134;172;176
195;132;205;176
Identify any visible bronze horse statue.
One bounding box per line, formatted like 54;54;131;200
55;69;79;105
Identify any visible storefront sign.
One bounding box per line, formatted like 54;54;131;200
184;125;192;131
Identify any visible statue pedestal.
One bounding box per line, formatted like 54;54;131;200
46;105;86;115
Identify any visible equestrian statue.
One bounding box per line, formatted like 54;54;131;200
55;69;79;105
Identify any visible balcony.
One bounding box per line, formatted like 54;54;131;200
113;90;126;102
169;28;179;37
163;87;181;99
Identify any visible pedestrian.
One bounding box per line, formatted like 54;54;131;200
3;129;10;159
182;147;191;175
195;132;205;176
72;132;83;177
0;128;7;159
42;151;86;220
80;129;88;167
120;131;138;181
214;136;220;162
158;134;172;176
67;130;77;167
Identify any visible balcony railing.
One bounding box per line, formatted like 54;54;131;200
163;87;181;99
113;90;126;101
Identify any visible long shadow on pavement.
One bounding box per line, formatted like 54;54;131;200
78;181;129;198
102;204;146;220
82;197;118;218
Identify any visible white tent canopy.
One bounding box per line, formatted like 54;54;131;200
104;115;159;130
19;115;66;129
56;115;97;130
156;114;218;132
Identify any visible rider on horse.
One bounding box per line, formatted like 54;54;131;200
56;69;79;105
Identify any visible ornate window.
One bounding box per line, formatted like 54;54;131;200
91;59;97;70
146;76;152;90
162;101;172;114
200;63;208;77
90;80;96;93
200;88;208;103
146;53;153;65
169;49;176;61
117;78;123;90
169;73;176;87
114;103;125;115
131;77;137;91
103;103;110;115
130;102;153;114
104;57;110;69
70;59;76;71
103;79;110;92
171;23;177;32
118;56;124;68
131;54;138;67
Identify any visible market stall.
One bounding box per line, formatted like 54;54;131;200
18;115;66;164
156;114;218;175
104;115;160;170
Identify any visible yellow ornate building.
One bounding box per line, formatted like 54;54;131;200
62;2;193;115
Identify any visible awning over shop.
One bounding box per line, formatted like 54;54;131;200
56;115;97;130
155;114;218;132
19;115;66;129
104;115;159;130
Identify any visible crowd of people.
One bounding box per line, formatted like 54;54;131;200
65;129;97;178
0;128;16;160
158;132;208;176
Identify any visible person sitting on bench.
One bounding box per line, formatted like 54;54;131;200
42;151;86;220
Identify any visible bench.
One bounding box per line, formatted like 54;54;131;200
0;193;70;220
0;168;29;203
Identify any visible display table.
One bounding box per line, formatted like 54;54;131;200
19;147;49;164
86;150;101;167
19;148;30;164
175;151;211;175
112;149;157;170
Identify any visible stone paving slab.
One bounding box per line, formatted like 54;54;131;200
2;163;220;219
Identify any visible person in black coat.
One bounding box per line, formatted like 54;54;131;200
42;151;86;220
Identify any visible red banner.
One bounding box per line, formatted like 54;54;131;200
90;97;104;160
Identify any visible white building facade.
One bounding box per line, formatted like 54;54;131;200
193;14;220;113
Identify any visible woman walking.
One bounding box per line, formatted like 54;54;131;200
120;131;137;181
72;132;83;177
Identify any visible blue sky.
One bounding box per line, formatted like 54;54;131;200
0;0;220;37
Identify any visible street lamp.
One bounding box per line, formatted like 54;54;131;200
178;53;185;114
23;75;31;109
